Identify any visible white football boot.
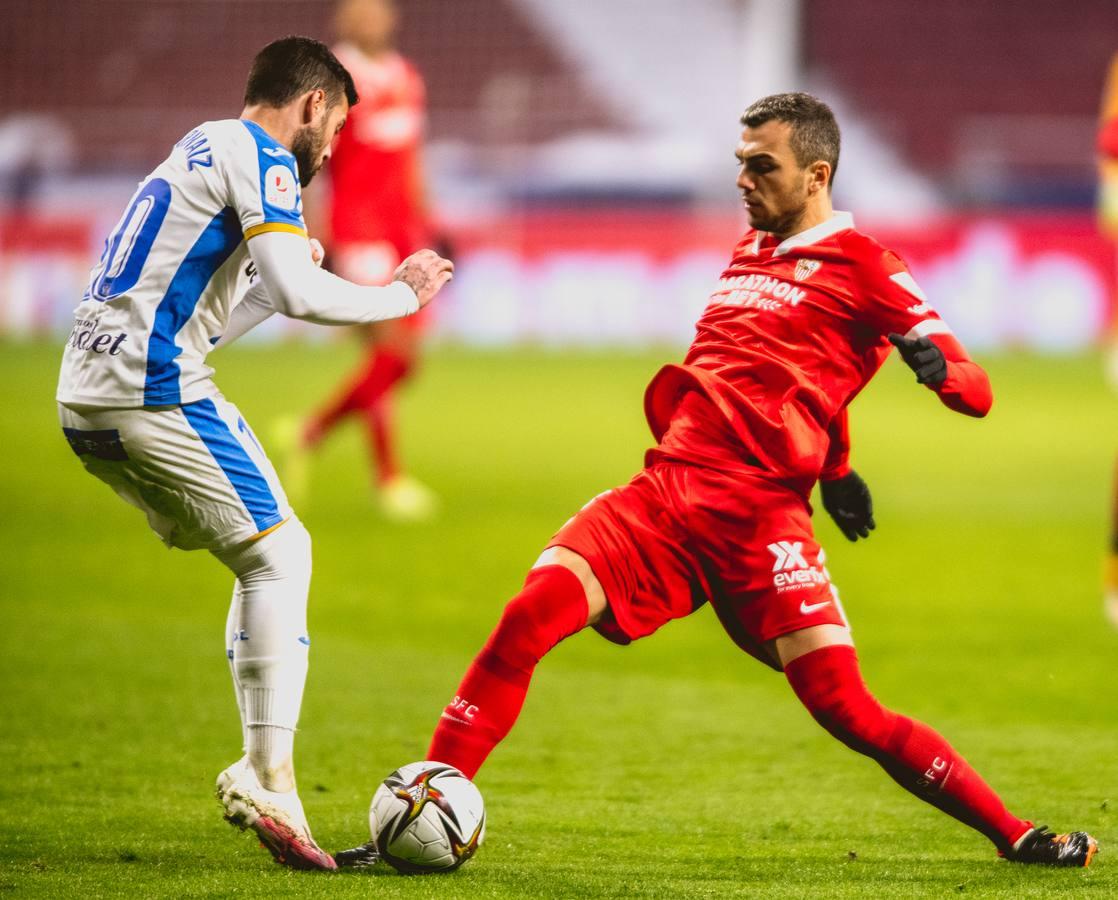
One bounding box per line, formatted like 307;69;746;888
216;757;337;871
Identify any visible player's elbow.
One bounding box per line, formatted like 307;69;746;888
268;281;314;320
947;385;993;418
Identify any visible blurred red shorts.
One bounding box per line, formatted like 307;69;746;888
548;461;848;669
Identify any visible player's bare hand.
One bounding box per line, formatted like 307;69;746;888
309;238;325;268
393;249;453;308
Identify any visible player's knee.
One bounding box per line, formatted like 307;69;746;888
485;565;589;668
531;546;607;623
788;669;894;751
269;516;311;572
241;517;311;578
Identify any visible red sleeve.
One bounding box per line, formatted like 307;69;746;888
820;407;852;481
926;332;993;418
857;244;992;418
859;247;946;337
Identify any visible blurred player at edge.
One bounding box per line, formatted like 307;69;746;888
55;37;451;870
286;0;442;519
1098;51;1118;627
351;94;1098;868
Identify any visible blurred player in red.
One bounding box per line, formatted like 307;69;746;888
1098;52;1118;626
340;93;1098;869
289;0;441;519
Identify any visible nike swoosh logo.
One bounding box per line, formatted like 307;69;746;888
439;712;473;726
800;599;832;614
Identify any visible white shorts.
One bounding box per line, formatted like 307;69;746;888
58;395;291;551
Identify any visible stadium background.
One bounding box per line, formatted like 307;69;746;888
3;0;1117;348
3;2;1118;897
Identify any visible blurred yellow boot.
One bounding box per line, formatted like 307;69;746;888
1105;553;1118;629
379;474;439;522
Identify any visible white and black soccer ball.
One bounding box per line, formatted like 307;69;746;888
370;761;486;873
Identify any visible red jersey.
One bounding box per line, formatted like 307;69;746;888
329;44;427;249
646;212;992;492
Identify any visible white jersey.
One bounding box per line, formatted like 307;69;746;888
57;119;308;408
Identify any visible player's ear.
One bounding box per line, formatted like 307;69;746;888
301;89;327;125
807;160;830;195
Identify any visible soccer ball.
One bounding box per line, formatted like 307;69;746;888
370;761;486;873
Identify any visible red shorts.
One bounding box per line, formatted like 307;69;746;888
548;462;848;669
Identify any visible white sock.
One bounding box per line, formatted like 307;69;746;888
225;580;248;753
247;724;296;788
213;518;312;792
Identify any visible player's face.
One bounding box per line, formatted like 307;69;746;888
292;102;349;187
336;0;398;50
735;120;812;236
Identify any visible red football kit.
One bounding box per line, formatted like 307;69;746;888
549;211;992;664
425;211;1052;858
328;44;428;288
424;211;1064;858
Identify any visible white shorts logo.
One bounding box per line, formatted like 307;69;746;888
768;540;808;572
264;164;297;210
768;540;830;592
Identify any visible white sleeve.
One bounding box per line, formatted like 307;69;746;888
214;280;276;349
248;230;419;324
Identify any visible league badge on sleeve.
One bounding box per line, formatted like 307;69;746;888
264;165;298;211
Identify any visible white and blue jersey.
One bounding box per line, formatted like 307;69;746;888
57;119;307;408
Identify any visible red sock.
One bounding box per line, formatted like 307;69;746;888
366;399;400;484
307;347;411;444
427;566;589;778
784;645;1031;853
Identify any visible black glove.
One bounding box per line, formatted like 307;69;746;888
820;470;875;542
888;332;947;385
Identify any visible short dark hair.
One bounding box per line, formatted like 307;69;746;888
741;92;840;186
244;36;358;109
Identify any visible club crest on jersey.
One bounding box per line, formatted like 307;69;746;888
264;164;298;210
793;258;822;281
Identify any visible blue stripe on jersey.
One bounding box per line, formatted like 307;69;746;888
240;120;304;227
144;207;242;406
180;398;283;533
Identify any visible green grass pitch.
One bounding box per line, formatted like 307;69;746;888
1;339;1115;898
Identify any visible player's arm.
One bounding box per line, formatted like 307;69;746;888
223;125;450;327
818;408;875;542
215;239;326;349
887;328;992;418
862;250;992;418
247;230;451;325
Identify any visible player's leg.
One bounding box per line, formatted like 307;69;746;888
776;626;1097;865
426;547;604;778
211;518;336;869
694;467;1096;865
301;322;412;449
359;320;440;519
59;399;334;869
426;467;699;778
212;519;311;793
225;578;249;753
